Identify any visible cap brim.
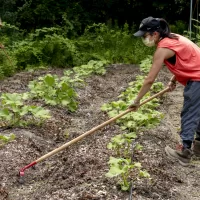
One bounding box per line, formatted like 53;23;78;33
133;30;146;37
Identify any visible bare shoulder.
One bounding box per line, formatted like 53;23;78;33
154;47;175;60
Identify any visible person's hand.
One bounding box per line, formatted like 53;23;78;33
168;80;176;91
128;100;140;111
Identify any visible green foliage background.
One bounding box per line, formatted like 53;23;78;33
0;0;195;79
0;0;190;34
0;22;155;77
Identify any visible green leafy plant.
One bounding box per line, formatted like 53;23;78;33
170;20;187;35
27;59;110;111
104;56;165;191
28;74;79;112
0;22;23;46
13;40;43;70
40;34;82;67
0;133;16;147
75;22;154;64
73;60;109;78
106;131;144;191
102;56;164;132
13;30;82;69
0;49;16;79
106;157;150;191
0;93;50;127
107;132;138;157
139;55;153;73
3;22;155;76
102;92;164;132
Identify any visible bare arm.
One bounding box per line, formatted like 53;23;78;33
134;47;175;103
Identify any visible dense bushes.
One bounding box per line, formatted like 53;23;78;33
0;0;190;33
0;19;190;78
14;35;80;69
76;23;154;64
8;23;153;71
0;48;16;79
0;22;154;77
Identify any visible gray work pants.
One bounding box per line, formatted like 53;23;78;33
180;81;200;148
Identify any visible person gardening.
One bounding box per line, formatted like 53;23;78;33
130;16;200;166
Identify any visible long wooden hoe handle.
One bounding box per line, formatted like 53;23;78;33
19;87;170;178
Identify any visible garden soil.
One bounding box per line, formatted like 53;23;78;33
0;64;200;200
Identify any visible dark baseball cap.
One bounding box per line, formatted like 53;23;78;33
134;17;160;37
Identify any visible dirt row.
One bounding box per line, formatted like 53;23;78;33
0;64;200;200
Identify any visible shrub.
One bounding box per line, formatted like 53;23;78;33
13;29;82;69
76;23;154;64
9;23;155;73
0;49;16;79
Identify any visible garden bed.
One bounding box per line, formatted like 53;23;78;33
0;64;200;200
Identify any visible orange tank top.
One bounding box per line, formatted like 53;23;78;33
157;34;200;85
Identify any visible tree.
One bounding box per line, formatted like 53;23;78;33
0;0;192;34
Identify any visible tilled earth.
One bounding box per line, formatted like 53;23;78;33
0;64;200;200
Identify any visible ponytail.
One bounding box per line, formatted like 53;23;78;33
158;18;178;39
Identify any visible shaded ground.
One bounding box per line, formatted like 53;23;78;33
0;64;200;200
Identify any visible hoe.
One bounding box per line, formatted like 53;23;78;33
19;87;169;183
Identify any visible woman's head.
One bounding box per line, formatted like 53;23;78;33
134;17;161;37
134;17;178;47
